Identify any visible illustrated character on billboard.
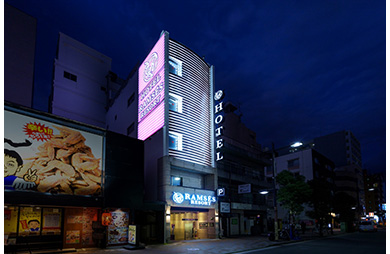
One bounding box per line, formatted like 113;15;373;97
4;139;37;190
28;219;40;232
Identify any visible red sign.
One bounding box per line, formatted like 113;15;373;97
23;122;54;141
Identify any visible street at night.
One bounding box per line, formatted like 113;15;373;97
239;230;386;254
3;1;386;253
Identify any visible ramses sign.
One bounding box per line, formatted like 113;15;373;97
214;90;224;161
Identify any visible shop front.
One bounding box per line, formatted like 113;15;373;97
165;190;219;241
4;105;145;251
4;204;102;251
4;204;134;251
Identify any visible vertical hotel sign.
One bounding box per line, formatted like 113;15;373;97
214;90;224;161
138;33;166;141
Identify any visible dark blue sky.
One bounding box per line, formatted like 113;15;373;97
5;0;386;174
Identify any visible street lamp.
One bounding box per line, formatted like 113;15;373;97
291;142;303;148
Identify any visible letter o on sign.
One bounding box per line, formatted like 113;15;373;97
215;115;223;124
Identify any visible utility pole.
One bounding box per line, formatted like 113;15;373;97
272;143;279;240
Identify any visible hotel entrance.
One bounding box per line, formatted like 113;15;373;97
170;208;216;240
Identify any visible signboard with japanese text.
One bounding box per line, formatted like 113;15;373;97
220;202;231;213
238;184;251;194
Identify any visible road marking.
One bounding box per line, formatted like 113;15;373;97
235;245;281;253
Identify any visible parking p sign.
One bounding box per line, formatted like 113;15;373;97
217;188;225;197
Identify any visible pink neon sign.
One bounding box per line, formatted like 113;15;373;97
138;34;166;141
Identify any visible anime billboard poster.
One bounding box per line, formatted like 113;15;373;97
19;207;41;235
4;110;104;196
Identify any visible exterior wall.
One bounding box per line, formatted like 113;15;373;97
273;149;314;180
144;129;165;202
104;131;144;208
222;103;260;150
51;33;112;128
167;39;213;167
4;3;36;108
106;74;138;138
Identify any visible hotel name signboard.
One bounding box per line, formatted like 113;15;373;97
172;192;217;206
214;90;224;161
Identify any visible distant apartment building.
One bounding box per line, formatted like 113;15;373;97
216;102;272;237
313;130;362;167
4;3;36;108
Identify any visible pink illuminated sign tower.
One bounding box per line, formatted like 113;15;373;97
138;33;166;141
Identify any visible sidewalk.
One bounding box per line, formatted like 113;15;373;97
17;230;345;254
76;230;344;254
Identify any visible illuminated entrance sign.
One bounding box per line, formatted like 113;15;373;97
172;192;217;206
214;90;225;161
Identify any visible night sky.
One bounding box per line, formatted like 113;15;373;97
4;0;386;175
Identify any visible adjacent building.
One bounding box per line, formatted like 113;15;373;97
312;130;365;220
216;102;272;237
51;33;127;128
267;146;335;227
4;3;36;108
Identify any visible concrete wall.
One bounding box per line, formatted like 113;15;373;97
106;73;138;138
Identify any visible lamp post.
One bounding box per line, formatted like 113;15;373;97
272;143;279;240
263;141;303;241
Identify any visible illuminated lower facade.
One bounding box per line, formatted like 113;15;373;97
159;156;219;241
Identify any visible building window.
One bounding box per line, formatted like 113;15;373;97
127;93;135;107
288;158;299;170
169;93;183;113
169;56;182;77
127;123;135;136
171;176;182;186
265;166;273;175
169;131;183;151
64;71;77;82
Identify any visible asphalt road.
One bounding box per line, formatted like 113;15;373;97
239;230;386;254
